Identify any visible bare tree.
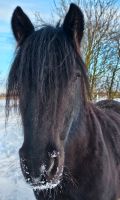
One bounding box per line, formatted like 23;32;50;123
101;38;120;99
82;0;120;99
35;0;120;100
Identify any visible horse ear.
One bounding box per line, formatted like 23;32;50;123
63;3;84;48
11;6;34;44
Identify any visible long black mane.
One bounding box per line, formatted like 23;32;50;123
6;25;88;117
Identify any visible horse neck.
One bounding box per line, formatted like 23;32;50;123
65;102;104;164
65;100;88;156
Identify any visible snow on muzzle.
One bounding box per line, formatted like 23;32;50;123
19;150;63;191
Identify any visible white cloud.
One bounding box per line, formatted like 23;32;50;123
0;0;52;24
0;3;33;23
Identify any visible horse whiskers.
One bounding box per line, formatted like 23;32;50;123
63;166;78;188
51;180;63;200
40;177;63;200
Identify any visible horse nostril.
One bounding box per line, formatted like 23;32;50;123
50;150;59;158
47;151;59;176
47;158;55;174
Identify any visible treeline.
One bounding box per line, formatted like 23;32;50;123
35;0;120;100
0;93;6;99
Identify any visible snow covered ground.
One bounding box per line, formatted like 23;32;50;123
0;98;120;199
0;100;35;200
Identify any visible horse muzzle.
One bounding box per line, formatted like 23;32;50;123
19;148;63;190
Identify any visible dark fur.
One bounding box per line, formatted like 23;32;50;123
96;100;120;114
6;4;120;200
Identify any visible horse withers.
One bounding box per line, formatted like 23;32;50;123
6;3;120;200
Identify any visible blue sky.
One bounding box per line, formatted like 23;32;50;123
0;0;55;93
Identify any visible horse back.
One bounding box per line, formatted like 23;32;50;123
93;101;120;197
96;99;120;115
95;100;120;164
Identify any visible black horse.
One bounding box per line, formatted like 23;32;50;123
6;3;120;200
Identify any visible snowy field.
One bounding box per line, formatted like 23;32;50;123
0;100;35;200
0;98;120;199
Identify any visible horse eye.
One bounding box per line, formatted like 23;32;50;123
73;73;81;81
72;73;81;82
76;73;81;77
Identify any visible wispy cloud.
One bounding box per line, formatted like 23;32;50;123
0;8;12;23
0;0;52;24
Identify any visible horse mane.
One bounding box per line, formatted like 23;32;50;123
6;24;89;117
